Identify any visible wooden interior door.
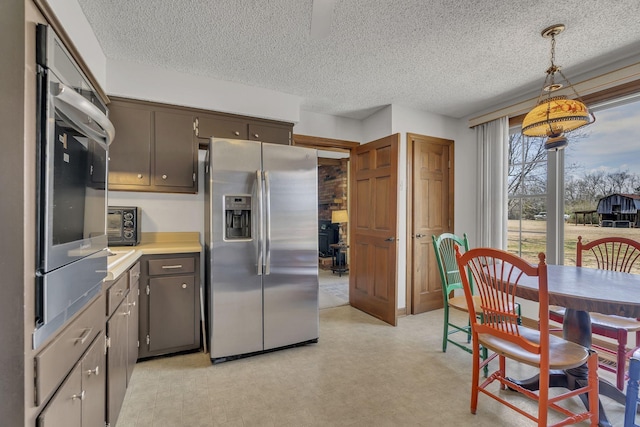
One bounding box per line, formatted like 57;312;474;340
349;134;399;326
410;134;453;314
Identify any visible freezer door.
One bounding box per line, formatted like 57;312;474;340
262;143;319;350
207;139;264;359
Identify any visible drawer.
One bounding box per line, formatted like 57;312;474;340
35;294;103;406
148;256;195;276
107;273;128;317
37;362;82;427
129;261;141;287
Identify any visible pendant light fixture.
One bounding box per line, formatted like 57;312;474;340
521;24;595;150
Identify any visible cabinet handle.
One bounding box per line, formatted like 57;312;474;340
132;272;141;278
74;328;92;346
86;366;100;376
137;174;143;179
71;390;85;401
234;131;240;136
253;133;259;139
116;289;124;296
129;301;137;308
162;174;167;180
161;265;183;269
181;283;187;289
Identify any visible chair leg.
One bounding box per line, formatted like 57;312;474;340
538;363;549;427
470;338;480;414
442;305;450;353
617;331;628;391
481;345;488;378
587;350;599;426
499;356;506;390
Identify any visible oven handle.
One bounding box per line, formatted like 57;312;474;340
53;83;115;147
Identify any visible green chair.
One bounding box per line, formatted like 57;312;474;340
432;233;481;355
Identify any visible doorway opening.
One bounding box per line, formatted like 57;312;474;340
294;134;358;309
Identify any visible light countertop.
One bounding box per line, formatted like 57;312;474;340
105;232;201;281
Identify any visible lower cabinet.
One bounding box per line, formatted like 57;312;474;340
105;261;140;427
37;332;105;427
126;263;140;386
107;297;129;425
139;253;201;358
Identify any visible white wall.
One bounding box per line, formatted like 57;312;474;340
107;59;301;124
295;110;363;142
362;105;393;143
46;0;107;87
452;124;478;243
108;151;207;243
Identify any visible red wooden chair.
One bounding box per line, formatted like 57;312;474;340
549;235;640;390
456;247;599;426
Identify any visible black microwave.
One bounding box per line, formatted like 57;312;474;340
107;206;141;246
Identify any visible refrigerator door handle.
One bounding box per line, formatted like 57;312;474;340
256;170;264;276
264;170;271;275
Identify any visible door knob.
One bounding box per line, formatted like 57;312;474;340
415;234;425;238
385;237;396;242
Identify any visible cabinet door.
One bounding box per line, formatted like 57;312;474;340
248;122;291;145
81;333;106;427
126;280;139;386
37;363;82;427
198;114;248;139
108;101;152;186
154;110;197;191
149;276;197;352
107;299;128;426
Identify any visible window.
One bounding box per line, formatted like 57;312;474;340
563;97;640;265
507;132;547;262
508;95;640;265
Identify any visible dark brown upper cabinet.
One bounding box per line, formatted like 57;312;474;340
248;122;292;145
108;98;293;194
196;113;292;145
107;99;197;193
108;101;152;188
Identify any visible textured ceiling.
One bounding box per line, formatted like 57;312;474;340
76;0;640;120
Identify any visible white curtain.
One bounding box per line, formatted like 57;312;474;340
475;117;509;249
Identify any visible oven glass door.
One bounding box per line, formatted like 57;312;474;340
39;70;109;273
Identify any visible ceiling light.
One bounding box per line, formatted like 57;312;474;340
521;24;595;150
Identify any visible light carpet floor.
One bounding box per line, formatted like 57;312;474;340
319;268;349;309
116;306;626;426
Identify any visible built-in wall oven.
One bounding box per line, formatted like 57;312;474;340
33;24;115;349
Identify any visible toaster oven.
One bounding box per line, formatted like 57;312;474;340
107;206;141;246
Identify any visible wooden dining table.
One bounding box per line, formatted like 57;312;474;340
512;264;640;427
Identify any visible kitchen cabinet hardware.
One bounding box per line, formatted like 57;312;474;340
85;366;99;376
162;264;183;269
234;131;240;136
162;174;167;179
71;390;85;401
137;174;143;179
75;328;93;345
181;283;187;289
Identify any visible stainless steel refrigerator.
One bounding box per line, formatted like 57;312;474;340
204;138;319;362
